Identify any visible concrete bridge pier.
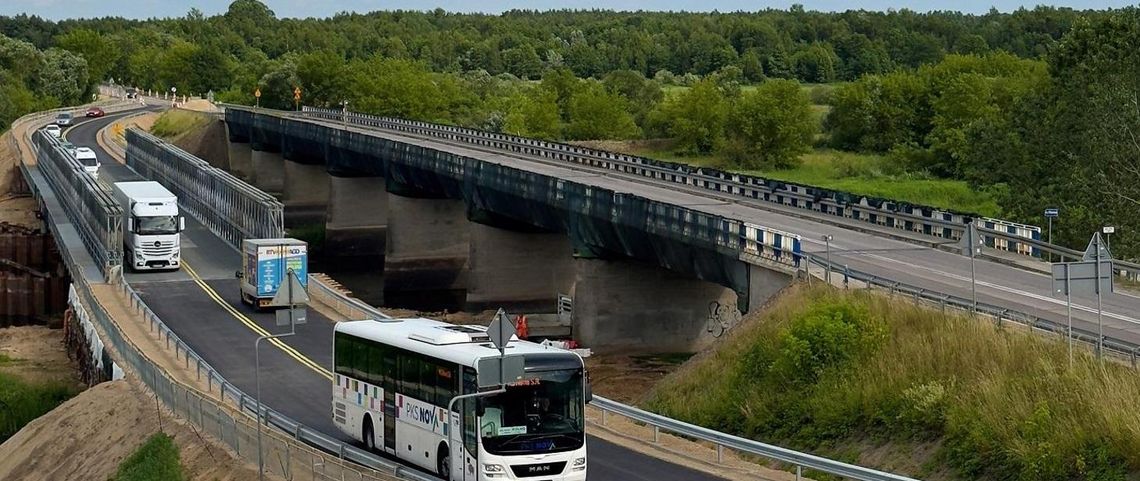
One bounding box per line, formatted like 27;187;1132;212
570;260;791;353
324;174;387;273
250;148;285;195
282;159;330;230
465;223;574;313
224;124;253;180
383;195;469;311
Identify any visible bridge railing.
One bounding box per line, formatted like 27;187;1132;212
125;127;284;249
294;106;1044;259
30;130;123;273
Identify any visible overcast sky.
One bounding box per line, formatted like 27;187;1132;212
4;0;1133;21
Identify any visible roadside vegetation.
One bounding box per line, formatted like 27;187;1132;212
647;285;1140;480
150;109;211;140
111;433;185;481
0;369;80;442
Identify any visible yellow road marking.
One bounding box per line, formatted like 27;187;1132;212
181;261;333;380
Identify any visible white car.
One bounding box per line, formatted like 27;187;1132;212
43;124;62;138
55;112;73;126
75;147;100;180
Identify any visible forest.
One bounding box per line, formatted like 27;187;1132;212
1;2;1137;257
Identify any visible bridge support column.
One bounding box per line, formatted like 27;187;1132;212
383;195;469;311
465;223;574;313
251;149;284;195
283;160;330;230
224;125;252;180
570;260;790;353
325;175;387;274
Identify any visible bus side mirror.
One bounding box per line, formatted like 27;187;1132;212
585;383;593;404
179;217;186;232
126;218;133;232
235;270;243;279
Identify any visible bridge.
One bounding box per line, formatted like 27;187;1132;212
11;94;1140;481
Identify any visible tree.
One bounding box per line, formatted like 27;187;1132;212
791;43;839;83
651;78;729;154
602;69;663;127
38;48;88;105
722;79;816;169
296;51;348;108
502;45;542;80
740;49;765;82
564;82;640;140
502;86;561;140
55;28;117;88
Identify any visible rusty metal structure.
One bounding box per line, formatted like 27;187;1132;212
0;222;68;326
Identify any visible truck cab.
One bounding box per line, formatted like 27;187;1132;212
112;181;185;271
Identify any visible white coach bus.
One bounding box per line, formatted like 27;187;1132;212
332;318;589;480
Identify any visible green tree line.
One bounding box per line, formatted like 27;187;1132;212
0;34;90;131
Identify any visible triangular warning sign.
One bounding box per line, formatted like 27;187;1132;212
269;270;309;307
1082;232;1113;261
958;223;983;258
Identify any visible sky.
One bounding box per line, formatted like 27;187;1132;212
2;0;1134;20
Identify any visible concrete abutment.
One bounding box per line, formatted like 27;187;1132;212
250;149;284;194
324;175;387;273
383;195;469;311
465;223;574;313
282;160;330;230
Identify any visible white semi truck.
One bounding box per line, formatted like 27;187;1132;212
112;181;185;271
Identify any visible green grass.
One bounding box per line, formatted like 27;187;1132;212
646;285;1140;480
112;432;185;481
150;110;211;140
0;371;80;442
627;146;1001;216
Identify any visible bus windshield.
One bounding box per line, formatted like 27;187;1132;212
479;368;584;455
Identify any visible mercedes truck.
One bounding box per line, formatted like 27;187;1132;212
112;181;185;271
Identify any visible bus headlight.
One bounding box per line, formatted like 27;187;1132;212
483;464;505;477
572;457;586;471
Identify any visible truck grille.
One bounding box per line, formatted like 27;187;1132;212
141;240;175;256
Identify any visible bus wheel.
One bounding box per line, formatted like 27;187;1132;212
363;417;375;452
437;443;449;478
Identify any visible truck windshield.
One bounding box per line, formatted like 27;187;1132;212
79;157;97;168
480;369;585;455
135;216;178;235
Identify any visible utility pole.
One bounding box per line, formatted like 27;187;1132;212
821;234;833;284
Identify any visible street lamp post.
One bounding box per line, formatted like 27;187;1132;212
1044;208;1058;262
341;100;349;128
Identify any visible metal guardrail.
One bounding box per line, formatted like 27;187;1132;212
804;254;1140;365
591;397;917;481
125;127;284;249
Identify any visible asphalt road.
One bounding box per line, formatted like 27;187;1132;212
65;111;723;481
293;112;1140;350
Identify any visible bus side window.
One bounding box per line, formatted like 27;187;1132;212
381;348;396;394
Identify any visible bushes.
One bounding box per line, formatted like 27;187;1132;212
150;109;211;139
647;286;1140;479
0;371;79;442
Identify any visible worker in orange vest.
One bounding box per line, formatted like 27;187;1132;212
515;314;529;340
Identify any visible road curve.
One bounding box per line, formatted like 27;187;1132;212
64;111;724;481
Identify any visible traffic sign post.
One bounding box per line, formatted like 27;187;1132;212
254;87;261;108
254;266;308;480
293;86;301;111
1053;232;1114;361
958;223;983;312
1044;208;1058;262
446;308;520;480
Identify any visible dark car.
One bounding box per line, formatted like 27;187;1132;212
125;88;138;99
55;112;73;126
85;107;105;118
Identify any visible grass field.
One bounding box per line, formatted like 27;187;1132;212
0;371;79;442
646;285;1140;480
621;145;1001;216
150;110;211;140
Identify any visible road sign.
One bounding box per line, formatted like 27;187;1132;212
293;86;301;100
1045;208;1059;218
1083;232;1112;261
1103;226;1116;234
958;223;983;258
486;308;516;351
275;307;307;326
255;88;261;98
1052;261;1113;296
268;269;309;307
171;87;177;93
477;355;525;388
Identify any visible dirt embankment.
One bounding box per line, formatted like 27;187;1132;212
0;380;273;481
173;117;229;170
0;131;37;229
0;326;79;386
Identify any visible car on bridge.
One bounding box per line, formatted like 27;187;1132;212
75;147;100;180
54;112;73;126
85;107;105;118
42;124;61;138
60;140;77;157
